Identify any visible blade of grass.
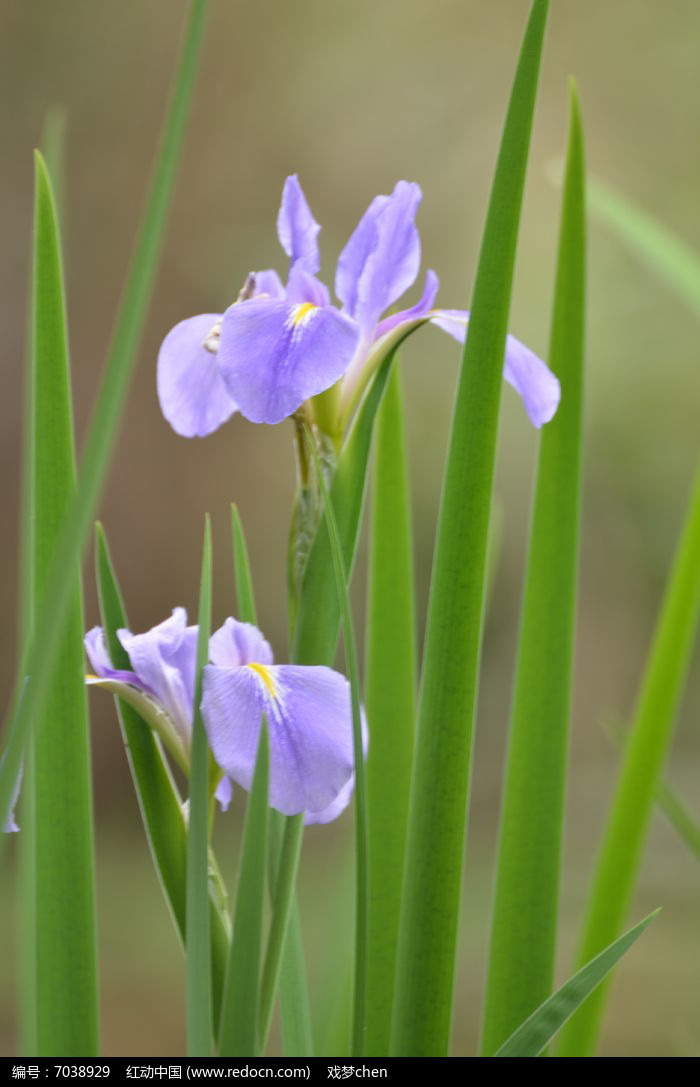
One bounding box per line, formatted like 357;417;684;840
187;516;214;1056
557;458;700;1056
480;83;586;1054
94;524;230;1023
0;0;210;841
364;363;417;1056
305;428;368;1058
218;720;269;1057
29;152;98;1056
17;108;67;1059
588;177;700;319
231;504;313;1057
494;910;658;1057
391;0;550;1056
603;715;700;861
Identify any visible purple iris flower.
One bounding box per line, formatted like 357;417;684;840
85;610;363;824
157;176;560;437
201;617;366;825
85;608;233;811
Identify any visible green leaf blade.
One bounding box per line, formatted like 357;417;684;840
94;524;230;1027
219;721;269;1057
30;151;98;1057
481;83;586;1054
391;0;550;1056
186;516;214;1057
364;365;417;1056
231;505;313;1057
494;911;658;1057
557;458;700;1056
0;0;210;845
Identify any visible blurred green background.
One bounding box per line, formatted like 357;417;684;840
2;0;700;1057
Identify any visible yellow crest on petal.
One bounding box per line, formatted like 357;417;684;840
248;662;278;700
290;302;316;327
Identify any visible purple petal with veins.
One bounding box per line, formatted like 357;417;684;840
430;310;561;429
217;297;360;425
277;174;320;274
157;314;238;438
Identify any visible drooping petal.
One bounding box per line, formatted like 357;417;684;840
217;298;360;424
277;175;320;275
214;774;233;812
304;708;369;825
117;608;197;742
336;181;422;334
254;269;286;300
209;617;274;669
430;310;561;428
157;314;238;438
373;269;440;341
202;663;356;818
84;626;143;688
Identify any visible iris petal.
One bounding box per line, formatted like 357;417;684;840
201;663;356;818
336;181;422;335
254;269;285;300
373;269;440;342
117;608;197;742
277;175;320;275
157;314;238;438
217;298;360;424
209;618;274;669
430;310;561;428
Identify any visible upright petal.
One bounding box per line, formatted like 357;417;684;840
202;663;356;818
277;175;320;275
158;314;238;438
373;269;440;341
286;263;331;308
430;310;561;428
254;269;286;300
217;298;360;424
209;617;274;669
117;608;197;741
336;181;422;334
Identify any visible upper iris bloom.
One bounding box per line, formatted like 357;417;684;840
201;617;365;825
85;610;363;825
157;176;560;438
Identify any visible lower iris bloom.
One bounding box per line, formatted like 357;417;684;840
85;611;362;825
201;617;365;825
158;175;560;438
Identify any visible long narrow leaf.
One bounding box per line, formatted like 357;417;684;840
494;911;658;1057
231;505;313;1057
94;525;230;1024
186;516;214;1056
557;458;700;1056
306;429;368;1057
219;721;269;1057
0;0;210;840
364;364;417;1056
588;177;700;319
391;0;550;1056
29;152;98;1056
481;83;586;1054
17;108;67;1059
